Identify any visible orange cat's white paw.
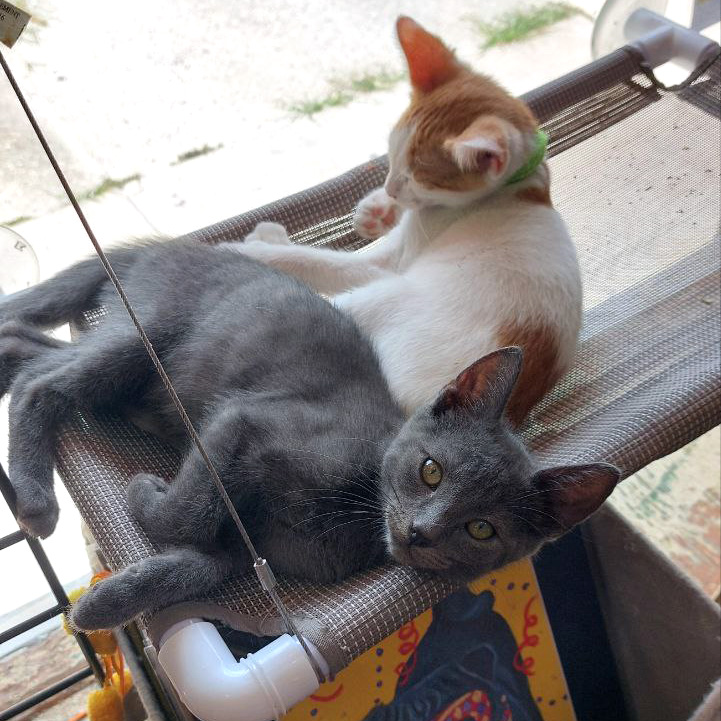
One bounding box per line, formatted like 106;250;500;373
245;222;291;245
353;189;401;240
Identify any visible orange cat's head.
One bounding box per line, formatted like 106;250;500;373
386;17;543;208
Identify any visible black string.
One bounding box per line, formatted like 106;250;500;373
0;48;322;679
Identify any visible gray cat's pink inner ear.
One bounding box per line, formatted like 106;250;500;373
432;346;523;416
539;463;621;531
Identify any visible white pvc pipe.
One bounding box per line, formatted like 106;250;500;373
624;8;719;70
157;619;327;721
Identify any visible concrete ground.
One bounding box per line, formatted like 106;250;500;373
1;0;605;265
0;0;718;716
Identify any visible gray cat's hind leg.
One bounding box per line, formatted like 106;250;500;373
8;334;149;538
0;321;68;397
70;546;237;630
127;400;254;548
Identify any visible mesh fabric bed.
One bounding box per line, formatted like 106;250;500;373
55;47;721;675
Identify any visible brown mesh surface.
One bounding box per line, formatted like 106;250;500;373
55;48;721;673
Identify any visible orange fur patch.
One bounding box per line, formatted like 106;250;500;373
497;322;563;426
516;186;552;206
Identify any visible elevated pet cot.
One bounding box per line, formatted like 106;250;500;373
13;20;721;721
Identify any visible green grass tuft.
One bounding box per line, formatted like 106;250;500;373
2;215;33;227
288;69;404;117
172;143;223;165
289;91;353;117
473;3;586;49
81;173;141;201
348;70;404;94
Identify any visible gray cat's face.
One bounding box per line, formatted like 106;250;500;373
381;409;541;581
380;347;620;582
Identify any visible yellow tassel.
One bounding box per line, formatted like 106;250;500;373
63;587;88;636
110;669;133;696
87;630;117;655
63;580;117;654
63;573;131;719
67;587;88;603
87;686;123;721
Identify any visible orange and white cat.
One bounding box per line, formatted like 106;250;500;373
228;17;582;424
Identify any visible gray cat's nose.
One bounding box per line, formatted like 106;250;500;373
408;525;432;547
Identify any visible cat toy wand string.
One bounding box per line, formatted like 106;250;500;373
0;49;325;684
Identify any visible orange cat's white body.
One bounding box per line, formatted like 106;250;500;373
229;17;582;424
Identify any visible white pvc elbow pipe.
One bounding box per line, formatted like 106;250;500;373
157;619;327;721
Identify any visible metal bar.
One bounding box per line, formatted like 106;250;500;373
69;623;106;685
24;534;75;605
0;603;64;644
0;461;105;683
0;667;93;721
0;529;24;550
0;462;73;606
0;461;18;515
115;627;170;721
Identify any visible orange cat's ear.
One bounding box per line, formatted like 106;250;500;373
444;116;510;177
396;16;461;94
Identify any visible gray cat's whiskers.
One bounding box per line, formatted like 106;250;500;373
282;447;378;476
512;488;552;502
324;436;385;448
511;476;588;503
313;516;384;541
271;486;380;506
321;465;383;495
311;466;397;510
508;504;565;529
274;495;383;516
336;475;397;509
269;471;395;511
277;453;395;507
289;508;379;531
385;476;401;505
507;510;545;537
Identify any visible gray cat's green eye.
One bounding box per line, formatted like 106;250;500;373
421;458;443;487
466;519;495;540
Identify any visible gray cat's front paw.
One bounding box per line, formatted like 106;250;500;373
127;473;168;530
70;575;136;630
15;489;59;539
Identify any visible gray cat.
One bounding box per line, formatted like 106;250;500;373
0;238;619;630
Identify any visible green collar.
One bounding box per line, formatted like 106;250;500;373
505;130;548;185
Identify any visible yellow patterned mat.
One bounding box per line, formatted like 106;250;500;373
287;558;574;721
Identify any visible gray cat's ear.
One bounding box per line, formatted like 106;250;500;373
432;346;523;418
533;463;621;535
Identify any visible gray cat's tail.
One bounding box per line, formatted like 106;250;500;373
0;245;137;329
